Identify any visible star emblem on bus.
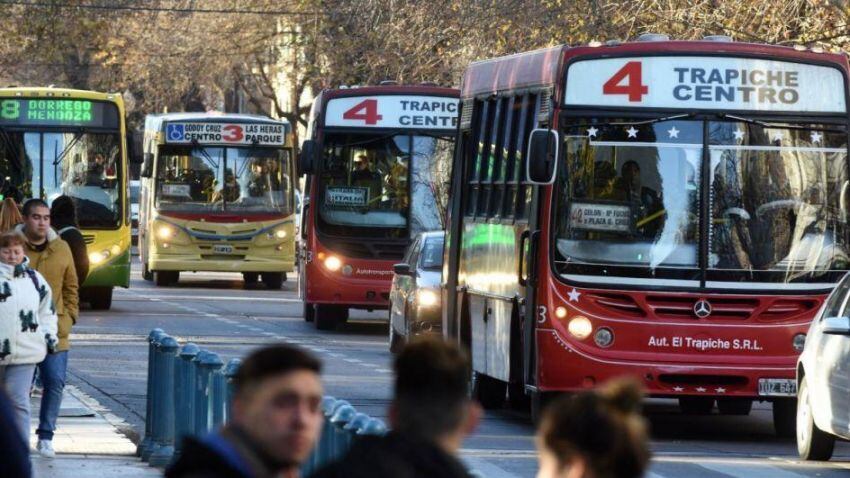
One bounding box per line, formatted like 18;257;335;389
667;126;679;138
626;126;639;138
811;131;823;143
586;126;598;138
567;288;581;302
694;299;712;319
733;129;745;142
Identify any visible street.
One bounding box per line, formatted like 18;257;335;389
62;260;850;478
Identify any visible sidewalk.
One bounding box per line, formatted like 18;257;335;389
29;385;159;478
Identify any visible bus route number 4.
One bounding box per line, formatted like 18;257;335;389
602;61;648;102
343;99;383;125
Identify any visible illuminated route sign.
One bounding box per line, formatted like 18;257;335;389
0;99;120;128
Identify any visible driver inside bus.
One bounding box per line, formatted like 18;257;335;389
351;155;381;206
611;161;662;237
212;169;241;203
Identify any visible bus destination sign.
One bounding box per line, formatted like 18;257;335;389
0;99;118;127
325;95;459;129
164;122;287;146
565;56;847;113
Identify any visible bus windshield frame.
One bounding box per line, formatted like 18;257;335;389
552;112;850;290
316;130;454;239
154;143;294;215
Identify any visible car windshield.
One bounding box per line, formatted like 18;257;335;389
419;236;445;270
318;132;452;238
0;130;122;228
553;117;849;286
155;145;293;214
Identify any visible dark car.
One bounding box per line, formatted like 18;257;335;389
388;231;444;353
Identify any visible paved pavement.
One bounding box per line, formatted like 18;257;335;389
53;261;850;477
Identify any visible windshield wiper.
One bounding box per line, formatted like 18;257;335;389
52;130;84;166
717;114;845;134
191;140;219;170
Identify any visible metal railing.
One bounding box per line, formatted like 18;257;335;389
137;328;388;471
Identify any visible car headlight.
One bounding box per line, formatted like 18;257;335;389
417;289;439;307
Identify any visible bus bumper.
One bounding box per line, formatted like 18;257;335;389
304;261;391;309
535;328;797;399
150;253;294;273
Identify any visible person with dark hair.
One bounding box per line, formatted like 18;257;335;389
50;196;89;287
167;344;324;478
313;337;480;478
16;198;78;458
536;378;651;478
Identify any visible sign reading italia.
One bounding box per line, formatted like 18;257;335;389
325;95;459;129
164;122;288;146
564;56;847;113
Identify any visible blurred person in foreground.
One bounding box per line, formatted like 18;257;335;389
312;337;481;478
0;197;23;232
166;344;324;478
536;378;651;478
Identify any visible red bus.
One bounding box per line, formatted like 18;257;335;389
299;85;459;330
442;35;850;435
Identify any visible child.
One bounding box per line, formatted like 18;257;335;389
536;379;651;478
0;231;58;443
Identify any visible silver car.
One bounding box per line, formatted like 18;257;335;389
388;231;444;353
796;272;850;460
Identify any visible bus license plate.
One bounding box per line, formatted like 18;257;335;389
758;379;796;397
213;244;233;254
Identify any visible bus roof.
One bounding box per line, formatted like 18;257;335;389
0;87;124;105
461;40;849;99
145;112;290;133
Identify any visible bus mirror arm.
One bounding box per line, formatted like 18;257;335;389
518;230;531;287
299;140;317;175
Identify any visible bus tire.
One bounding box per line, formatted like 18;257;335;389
315;304;341;331
679;397;714;415
473;372;506;410
797;376;835;460
717;398;753;416
142;262;153;281
88;287;113;310
154;271;179;287
243;272;259;285
531;391;557;425
774;397;797;439
304;302;315;322
261;273;284;290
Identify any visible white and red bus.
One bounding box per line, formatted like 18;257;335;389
299;85;459;330
442;36;850;435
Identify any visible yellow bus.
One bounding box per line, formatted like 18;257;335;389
139;113;296;288
0;88;131;309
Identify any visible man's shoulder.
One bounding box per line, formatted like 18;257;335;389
48;237;74;256
166;435;251;478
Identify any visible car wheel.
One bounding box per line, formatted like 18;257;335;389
774;397;798;438
717;398;752;416
797;377;835;460
679;397;714;415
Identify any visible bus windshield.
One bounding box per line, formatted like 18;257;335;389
0;129;121;228
155;145;293;214
554;118;850;286
318;132;452;238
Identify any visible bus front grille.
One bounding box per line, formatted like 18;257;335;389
82;234;95;245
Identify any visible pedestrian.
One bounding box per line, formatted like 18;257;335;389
0;388;32;478
535;379;651;478
0;197;23;232
17;198;78;458
312;337;481;478
50;196;89;287
167;344;324;478
0;231;59;444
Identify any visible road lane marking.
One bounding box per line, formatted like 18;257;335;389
343;358;362;363
116;294;301;303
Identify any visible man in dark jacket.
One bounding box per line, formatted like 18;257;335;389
167;344;324;478
50;196;89;287
312;338;480;478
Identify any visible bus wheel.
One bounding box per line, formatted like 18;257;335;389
717;398;752;416
774;397;797;438
261;273;284;290
315;304;342;331
531;391;557;425
142;262;153;281
243;272;259;285
304;302;315;322
154;271;179;286
88;287;113;310
472;372;506;410
679;397;714;415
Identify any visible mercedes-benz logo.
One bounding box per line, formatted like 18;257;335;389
694;299;712;319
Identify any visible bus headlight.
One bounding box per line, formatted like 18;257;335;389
324;256;342;272
793;333;807;352
417;289;439;308
275;229;287;239
89;249;111;265
567;316;592;339
157;225;175;240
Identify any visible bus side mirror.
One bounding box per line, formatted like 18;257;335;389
823;316;850;336
299;140;317;175
526;129;559;185
140;153;154;178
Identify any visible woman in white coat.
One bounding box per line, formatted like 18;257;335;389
0;231;59;442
